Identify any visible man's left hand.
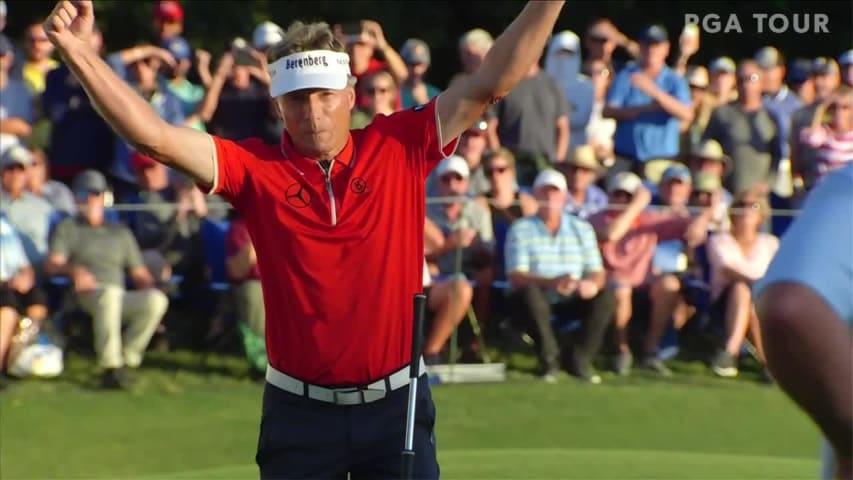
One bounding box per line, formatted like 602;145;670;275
577;279;599;300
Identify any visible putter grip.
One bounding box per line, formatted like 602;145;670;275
411;294;427;375
401;450;415;480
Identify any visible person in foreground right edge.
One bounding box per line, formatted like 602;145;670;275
754;163;853;480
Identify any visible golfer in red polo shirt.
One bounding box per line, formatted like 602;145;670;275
43;0;566;477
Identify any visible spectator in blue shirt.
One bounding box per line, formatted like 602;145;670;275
558;145;608;219
110;44;184;190
755;46;802;161
504;169;614;384
603;24;693;183
0;33;33;147
42;27;116;183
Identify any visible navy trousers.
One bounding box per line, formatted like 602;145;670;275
256;375;439;480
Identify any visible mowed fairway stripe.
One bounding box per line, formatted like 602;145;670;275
140;447;819;480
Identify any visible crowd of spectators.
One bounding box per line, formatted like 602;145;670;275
0;0;850;389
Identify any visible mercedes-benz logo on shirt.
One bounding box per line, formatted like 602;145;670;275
285;183;312;208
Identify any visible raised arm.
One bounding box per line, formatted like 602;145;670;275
437;1;566;145
43;1;216;186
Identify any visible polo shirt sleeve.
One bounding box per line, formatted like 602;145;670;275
373;95;460;179
754;167;853;323
504;221;530;275
203;136;261;202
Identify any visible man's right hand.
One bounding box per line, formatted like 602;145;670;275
43;0;95;52
551;275;578;296
70;265;98;293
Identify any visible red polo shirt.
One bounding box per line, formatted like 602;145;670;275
204;97;457;386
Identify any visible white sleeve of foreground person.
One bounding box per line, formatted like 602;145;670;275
754;164;853;480
41;0;216;187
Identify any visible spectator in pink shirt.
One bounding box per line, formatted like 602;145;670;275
705;191;778;379
799;85;853;182
589;172;712;376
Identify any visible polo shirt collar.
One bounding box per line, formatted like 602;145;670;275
280;130;356;168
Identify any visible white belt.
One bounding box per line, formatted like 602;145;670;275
265;357;427;406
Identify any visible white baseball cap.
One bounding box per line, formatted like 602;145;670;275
434;155;470;179
550;30;580;53
267;49;352;98
532;169;568;192
606;172;643;194
253;21;284;50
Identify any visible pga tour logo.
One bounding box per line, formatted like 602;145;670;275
685;13;830;33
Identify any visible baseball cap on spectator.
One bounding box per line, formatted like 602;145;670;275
253;21;284;50
0;1;6;20
692;139;731;166
637;24;668;44
839;50;853;67
0;144;32;170
435;155;469;179
72;169;109;197
787;58;813;84
130;151;160;172
551;30;580;53
812;57;839;76
660;164;692;184
693;172;721;193
161;36;191;62
533;169;568;192
709;56;736;74
754;46;785;69
607;172;643;195
0;33;11;56
687;66;709;89
400;39;431;66
154;0;184;23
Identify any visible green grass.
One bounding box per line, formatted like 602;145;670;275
0;350;823;480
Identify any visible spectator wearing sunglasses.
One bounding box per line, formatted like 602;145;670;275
475;149;537;285
583;18;639;76
707;56;738;106
20;22;58;96
799;85;853;182
351;70;398;129
589;172;713;376
702;60;784;196
0;145;55;273
557;145;608;220
755;47;802;158
705;191;777;379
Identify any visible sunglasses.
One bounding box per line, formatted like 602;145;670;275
485;165;510;176
828;103;852;112
440;174;464;184
729;201;760;214
2;164;26;172
737;73;760;84
366;86;391;95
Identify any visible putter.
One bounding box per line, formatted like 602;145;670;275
401;293;427;480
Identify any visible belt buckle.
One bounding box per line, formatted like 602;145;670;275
332;388;364;405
